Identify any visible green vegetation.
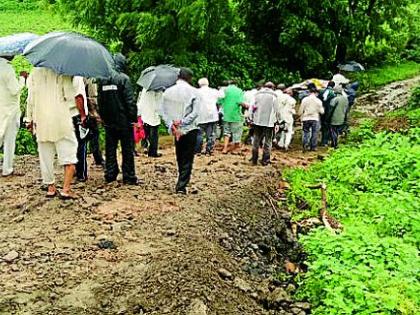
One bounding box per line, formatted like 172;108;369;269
285;88;420;314
49;0;420;85
0;0;73;37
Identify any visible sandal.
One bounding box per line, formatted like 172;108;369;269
46;190;58;198
59;191;77;200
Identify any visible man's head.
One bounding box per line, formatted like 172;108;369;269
198;77;209;87
327;81;335;88
113;53;127;73
307;82;318;93
179;67;193;84
277;83;286;91
264;81;275;90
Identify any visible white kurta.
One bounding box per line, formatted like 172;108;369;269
137;90;162;126
26;67;75;142
197;86;223;124
0;58;23;142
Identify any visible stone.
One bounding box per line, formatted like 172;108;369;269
217;268;233;280
294;302;311;310
186;299;207;315
285;283;296;294
164;229;177;236
55;278;64;286
266;287;291;307
234;277;252;292
291;308;303;315
3;250;19;263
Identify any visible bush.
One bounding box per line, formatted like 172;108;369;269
286;90;420;314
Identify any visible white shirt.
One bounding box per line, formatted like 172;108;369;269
197;85;223;124
298;93;324;122
161;79;199;135
26;67;75;142
0;58;24;142
137;90;162;126
280;94;297;124
252;88;281;127
67;76;88;117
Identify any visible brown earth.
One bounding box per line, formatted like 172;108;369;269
1;76;418;315
0;142;320;315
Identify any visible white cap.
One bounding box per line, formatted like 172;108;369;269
198;77;209;86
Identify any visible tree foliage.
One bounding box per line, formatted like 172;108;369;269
45;0;419;84
238;0;419;75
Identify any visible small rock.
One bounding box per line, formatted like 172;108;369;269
219;232;230;240
250;292;258;299
186;299;207;315
11;264;19;272
291;308;303;315
54;278;64;286
218;268;233;280
250;243;259;250
3;250;19;263
164;229;177;236
234;277;252;292
294;302;310;310
266;287;291;307
12;215;24;223
285;283;296;294
97;240;117;250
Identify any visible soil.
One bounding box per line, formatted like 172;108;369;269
0;76;418;315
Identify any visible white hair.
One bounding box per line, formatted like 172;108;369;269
198;77;209;86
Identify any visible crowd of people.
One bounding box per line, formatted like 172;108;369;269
0;53;355;197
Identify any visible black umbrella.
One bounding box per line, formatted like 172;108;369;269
338;61;365;72
23;32;117;79
137;65;180;91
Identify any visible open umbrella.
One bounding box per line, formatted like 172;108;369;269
0;33;39;57
137;65;180;91
23;32;117;79
338;61;365;72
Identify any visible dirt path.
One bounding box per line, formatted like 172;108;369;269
0;76;418;315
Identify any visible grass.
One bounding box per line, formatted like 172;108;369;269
349;61;420;93
0;0;73;37
285;88;420;314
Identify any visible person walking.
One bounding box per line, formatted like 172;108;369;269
318;81;336;146
0;56;26;177
161;68;199;194
97;53;138;185
250;82;281;165
136;89;163;157
218;80;247;154
68;77;88;181
328;86;349;148
276;89;296;151
299;84;324;152
26;67;82;199
195;77;224;155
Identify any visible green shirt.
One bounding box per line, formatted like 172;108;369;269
329;95;349;125
219;85;244;123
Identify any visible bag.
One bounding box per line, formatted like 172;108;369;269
133;116;146;144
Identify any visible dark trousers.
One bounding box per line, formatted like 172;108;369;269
195;122;217;154
175;130;198;192
73;116;88;181
88;119;104;165
104;127;137;184
320;121;330;146
329;124;345;148
144;124;159;157
252;125;274;164
302;120;319;150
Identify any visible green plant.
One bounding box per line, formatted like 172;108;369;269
286;90;420;314
15;128;37;155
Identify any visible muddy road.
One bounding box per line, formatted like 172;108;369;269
0;77;418;314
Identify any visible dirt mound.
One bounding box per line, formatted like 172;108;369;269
355;76;420;117
0;145;320;315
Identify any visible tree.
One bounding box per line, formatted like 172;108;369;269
238;0;416;75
